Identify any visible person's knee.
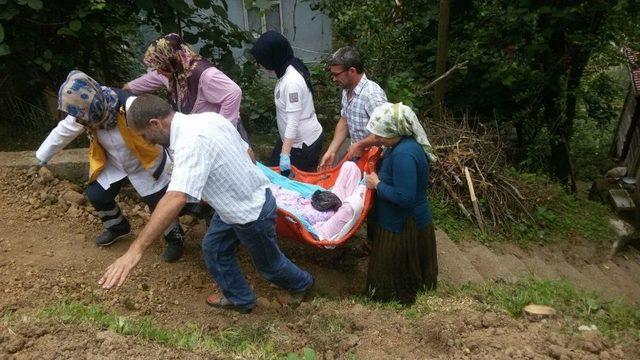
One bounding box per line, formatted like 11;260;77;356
85;185;111;208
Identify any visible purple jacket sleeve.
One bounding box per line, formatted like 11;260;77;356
126;71;169;94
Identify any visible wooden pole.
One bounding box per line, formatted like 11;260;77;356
434;0;451;119
464;166;485;231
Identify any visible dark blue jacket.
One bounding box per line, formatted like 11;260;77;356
372;137;431;233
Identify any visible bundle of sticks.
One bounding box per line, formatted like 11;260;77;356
425;113;534;231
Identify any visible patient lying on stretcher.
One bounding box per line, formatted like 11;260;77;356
268;161;366;240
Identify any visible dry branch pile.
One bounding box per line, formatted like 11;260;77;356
425;113;534;231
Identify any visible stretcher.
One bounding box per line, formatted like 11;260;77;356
271;147;382;249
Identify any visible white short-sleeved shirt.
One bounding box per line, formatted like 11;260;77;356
274;65;323;148
35;115;170;197
166;112;270;224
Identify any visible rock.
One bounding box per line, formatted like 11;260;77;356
61;190;86;205
464;312;483;329
481;312;502;328
37;166;55;184
578;331;604;354
5;336;26;353
339;334;359;352
599;351;611;360
324;350;335;360
548;345;571;360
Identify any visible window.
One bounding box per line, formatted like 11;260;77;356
243;0;283;34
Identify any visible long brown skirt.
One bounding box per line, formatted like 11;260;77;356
366;219;438;304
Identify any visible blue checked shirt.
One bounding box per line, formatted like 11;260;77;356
167;112;269;224
340;74;388;143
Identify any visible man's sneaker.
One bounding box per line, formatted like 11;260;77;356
95;226;130;247
163;226;185;262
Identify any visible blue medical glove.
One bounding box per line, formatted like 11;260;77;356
279;153;291;175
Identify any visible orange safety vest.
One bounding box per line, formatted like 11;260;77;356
88;110;161;182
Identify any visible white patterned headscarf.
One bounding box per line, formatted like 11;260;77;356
366;102;437;162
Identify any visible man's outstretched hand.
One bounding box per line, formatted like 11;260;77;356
98;250;143;289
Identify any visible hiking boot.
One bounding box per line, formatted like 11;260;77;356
163;226;185;263
95;224;131;247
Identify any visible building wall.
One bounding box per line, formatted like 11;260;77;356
227;0;332;63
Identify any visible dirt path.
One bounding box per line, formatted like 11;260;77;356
0;166;638;359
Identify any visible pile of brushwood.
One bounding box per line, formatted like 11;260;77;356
425;113;538;232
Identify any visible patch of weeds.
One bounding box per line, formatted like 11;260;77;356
38;300;281;358
287;347;318;360
459;279;640;339
349;295;404;311
319;313;347;334
430;192;473;242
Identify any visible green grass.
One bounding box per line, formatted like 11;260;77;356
35;300;281;358
414;279;640;339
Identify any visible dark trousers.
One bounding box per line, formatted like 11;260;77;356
269;133;325;172
85;179;174;233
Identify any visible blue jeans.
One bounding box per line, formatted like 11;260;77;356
202;188;313;310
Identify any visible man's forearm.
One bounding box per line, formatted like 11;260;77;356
130;191;186;254
328;117;349;153
354;134;377;149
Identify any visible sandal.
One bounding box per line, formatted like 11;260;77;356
205;294;252;314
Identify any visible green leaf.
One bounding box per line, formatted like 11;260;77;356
0;43;10;56
135;0;155;8
43;49;53;59
211;4;227;17
42;62;51;71
193;0;211;9
0;7;20;20
57;27;78;37
167;0;190;13
26;0;43;10
69;20;82;31
302;347;317;360
0;0;8;5
182;32;198;44
0;24;4;43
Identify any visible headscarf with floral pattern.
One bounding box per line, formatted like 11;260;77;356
57;70;119;130
143;33;213;113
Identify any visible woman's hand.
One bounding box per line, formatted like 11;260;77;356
365;172;380;189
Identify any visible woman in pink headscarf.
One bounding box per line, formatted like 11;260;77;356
124;33;249;140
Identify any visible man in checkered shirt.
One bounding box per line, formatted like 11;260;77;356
319;46;388;169
99;94;314;313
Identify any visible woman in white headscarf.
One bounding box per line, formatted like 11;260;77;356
363;102;438;304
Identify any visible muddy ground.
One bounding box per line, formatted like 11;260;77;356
0;166;638;359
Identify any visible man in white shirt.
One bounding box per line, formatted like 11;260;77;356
99;94;314;313
318;47;388;169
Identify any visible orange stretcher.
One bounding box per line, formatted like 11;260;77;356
271;147;382;249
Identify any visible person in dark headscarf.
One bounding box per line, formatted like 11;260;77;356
35;70;187;262
124;33;249;141
250;31;324;174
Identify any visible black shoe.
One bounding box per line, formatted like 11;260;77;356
95;226;131;247
163;226;185;262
